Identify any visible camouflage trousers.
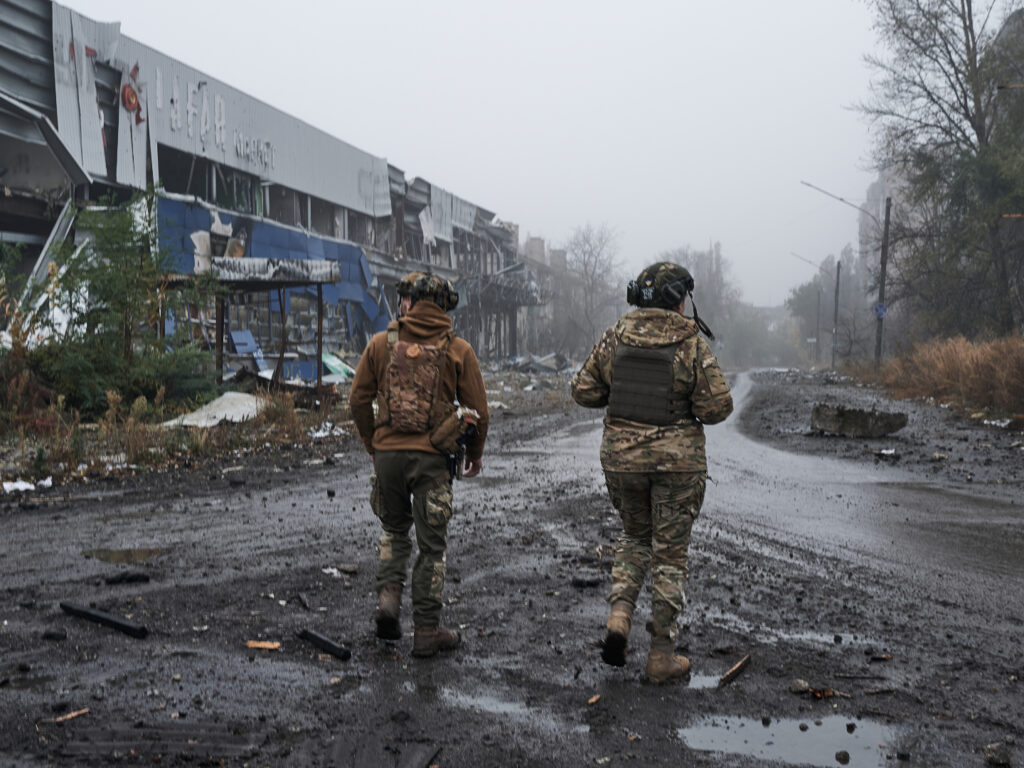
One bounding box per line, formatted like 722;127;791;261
602;470;706;642
371;451;454;627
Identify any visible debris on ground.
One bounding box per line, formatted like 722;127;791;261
59;602;148;639
3;477;51;493
296;629;351;661
984;742;1012;766
811;403;908;437
161;392;266;428
717;654;751;687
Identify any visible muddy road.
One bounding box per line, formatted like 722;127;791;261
1;371;1021;767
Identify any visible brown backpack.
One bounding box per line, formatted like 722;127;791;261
379;323;453;433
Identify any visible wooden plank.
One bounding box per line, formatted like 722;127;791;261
59;602;148;639
718;653;751;687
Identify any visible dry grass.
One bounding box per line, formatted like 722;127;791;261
850;336;1024;417
1;386;351;482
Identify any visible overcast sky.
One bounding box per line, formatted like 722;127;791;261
62;0;882;307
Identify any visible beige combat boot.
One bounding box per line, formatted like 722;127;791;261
411;625;461;657
645;637;691;684
601;600;633;667
374;583;402;640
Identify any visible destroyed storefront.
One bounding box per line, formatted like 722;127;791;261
1;0;544;378
368;174;539;360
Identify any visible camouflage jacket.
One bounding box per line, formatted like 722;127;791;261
570;308;733;473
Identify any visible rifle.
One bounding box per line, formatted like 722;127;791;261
446;419;478;482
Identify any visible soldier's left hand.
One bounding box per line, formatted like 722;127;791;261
463;457;482;478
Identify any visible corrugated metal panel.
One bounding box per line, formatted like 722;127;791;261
115;68;146;188
50;4;79;162
0;89;89;183
68;8;109;178
0;101;45;143
372;156;391;217
0;0;55;114
388;163;407;196
52;4;111;178
452;195;476;233
429;185;453;243
407;177;430;209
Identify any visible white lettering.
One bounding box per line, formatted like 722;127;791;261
186;82;198;138
200;89;210;142
215;95;226;147
233;130;275;169
170;75;181;131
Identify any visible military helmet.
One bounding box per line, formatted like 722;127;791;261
411;273;459;312
396;271;426;297
626;261;694;308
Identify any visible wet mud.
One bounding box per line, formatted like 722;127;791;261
0;370;1020;767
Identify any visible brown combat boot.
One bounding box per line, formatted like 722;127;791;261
645;637;691;684
601;600;633;667
374;583;402;640
411;625;461;657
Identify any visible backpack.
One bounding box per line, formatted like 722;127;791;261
381;323;453;433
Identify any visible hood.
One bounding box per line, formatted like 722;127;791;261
399;301;453;342
615;308;697;348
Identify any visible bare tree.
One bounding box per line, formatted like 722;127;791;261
659;243;740;328
859;0;1024;336
564;224;621;347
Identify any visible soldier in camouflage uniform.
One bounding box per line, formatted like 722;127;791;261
349;274;489;657
571;262;733;683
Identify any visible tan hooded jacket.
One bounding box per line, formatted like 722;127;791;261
349;301;489;461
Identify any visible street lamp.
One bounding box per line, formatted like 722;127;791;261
800;180;892;371
791;252;840;370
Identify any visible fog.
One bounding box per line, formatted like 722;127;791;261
62;0;881;307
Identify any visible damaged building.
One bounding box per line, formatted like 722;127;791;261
0;0;549;379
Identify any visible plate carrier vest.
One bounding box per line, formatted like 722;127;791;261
607;341;689;426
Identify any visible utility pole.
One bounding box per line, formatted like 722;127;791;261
832;261;841;371
815;288;821;363
874;196;892;372
791;251;838;370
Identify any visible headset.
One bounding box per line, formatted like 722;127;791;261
625;273;714;340
626;274;694;309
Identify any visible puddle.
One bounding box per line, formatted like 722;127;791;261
82;547;165;563
679;715;896;767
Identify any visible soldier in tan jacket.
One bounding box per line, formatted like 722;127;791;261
349;274;489;657
571;262;733;683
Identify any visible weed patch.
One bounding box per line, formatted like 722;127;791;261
848;336;1024;418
